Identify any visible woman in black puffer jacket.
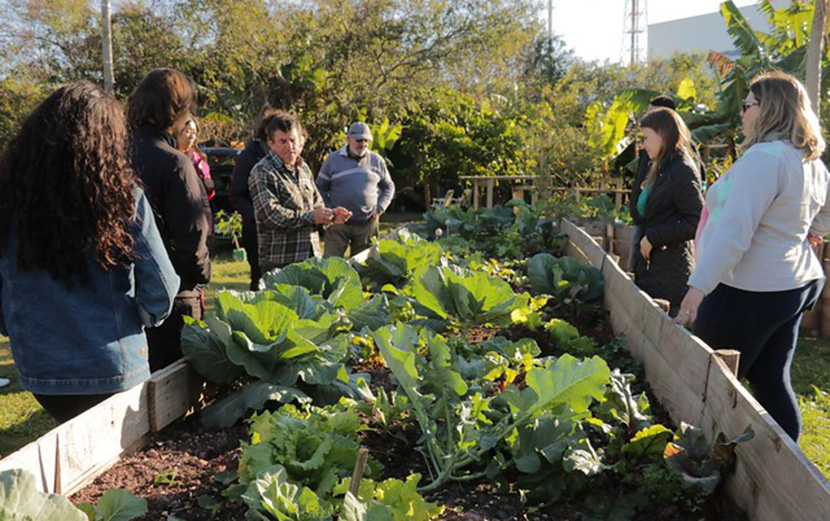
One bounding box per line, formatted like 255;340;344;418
629;108;704;315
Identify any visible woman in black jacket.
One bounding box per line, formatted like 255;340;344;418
629;107;704;315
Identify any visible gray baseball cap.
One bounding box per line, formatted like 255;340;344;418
346;122;373;141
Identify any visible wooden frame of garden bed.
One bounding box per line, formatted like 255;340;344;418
3;222;828;520
561;218;830;521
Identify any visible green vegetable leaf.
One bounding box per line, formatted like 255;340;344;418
0;469;87;521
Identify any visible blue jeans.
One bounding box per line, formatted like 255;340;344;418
692;279;823;441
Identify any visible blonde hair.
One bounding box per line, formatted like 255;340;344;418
639;108;697;189
742;71;825;159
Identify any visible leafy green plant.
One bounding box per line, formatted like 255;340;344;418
181;287;367;428
0;469;147;521
77;488;148;521
215;210;244;250
241;465;333;521
355;387;411;440
236;400;376;497
371;323;610;491
527;253;604;318
334;474;444;521
154;469;184;488
664;422;755;495
356;230;443;292
262;257;391;330
0;469;88;521
545;318;596;356
406;265;531;330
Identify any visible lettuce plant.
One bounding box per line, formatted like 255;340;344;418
237;400;375;497
334;474;444;521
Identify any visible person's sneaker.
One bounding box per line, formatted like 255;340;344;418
0;377;10;388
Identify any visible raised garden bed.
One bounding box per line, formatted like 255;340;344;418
2;213;828;521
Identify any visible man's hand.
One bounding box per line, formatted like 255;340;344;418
809;232;824;248
312;207;334;225
333;207;352;225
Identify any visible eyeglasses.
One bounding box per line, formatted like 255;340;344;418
741;100;760;113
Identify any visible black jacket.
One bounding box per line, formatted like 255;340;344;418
230;139;268;227
630;151;703;310
130;126;212;296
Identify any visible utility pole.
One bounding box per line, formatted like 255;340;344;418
548;0;553;37
102;0;114;93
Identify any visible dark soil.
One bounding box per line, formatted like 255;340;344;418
70;419;248;520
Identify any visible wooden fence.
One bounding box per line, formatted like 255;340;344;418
562;219;830;521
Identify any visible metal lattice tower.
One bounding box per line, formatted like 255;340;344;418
622;0;648;66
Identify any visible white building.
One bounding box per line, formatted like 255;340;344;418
647;1;790;60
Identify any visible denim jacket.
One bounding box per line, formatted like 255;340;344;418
0;188;180;395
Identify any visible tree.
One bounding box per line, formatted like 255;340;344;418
806;0;829;115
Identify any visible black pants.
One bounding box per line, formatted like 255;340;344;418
692;279;823;441
34;393;114;423
147;294;203;373
242;222;261;290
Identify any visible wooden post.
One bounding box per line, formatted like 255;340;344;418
349;447;370;496
486;179;494;208
473;181;480;210
714;349;741;377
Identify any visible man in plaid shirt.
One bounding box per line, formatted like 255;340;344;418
249;112;351;274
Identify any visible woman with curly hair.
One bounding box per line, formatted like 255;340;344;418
0;81;179;422
677;72;830;441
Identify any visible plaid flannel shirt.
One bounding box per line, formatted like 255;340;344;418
248;151;324;271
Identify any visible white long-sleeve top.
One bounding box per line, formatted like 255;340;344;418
689;140;830;295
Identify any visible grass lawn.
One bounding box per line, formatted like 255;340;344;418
792;337;830;477
2;243;830;480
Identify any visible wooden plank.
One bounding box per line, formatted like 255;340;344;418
148;361;195;432
703;357;830;521
0;385;149;495
485;179;494;208
561;219;606;268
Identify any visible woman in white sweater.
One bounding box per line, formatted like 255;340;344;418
676;72;830;441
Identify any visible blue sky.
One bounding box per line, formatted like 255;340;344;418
546;0;773;62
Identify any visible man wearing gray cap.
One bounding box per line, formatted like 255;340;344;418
316;122;396;257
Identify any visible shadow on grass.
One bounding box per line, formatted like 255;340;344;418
0;408;57;457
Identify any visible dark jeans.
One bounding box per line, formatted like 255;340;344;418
34;393;114;423
147;293;203;373
242;222;261;290
692;279;823;441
